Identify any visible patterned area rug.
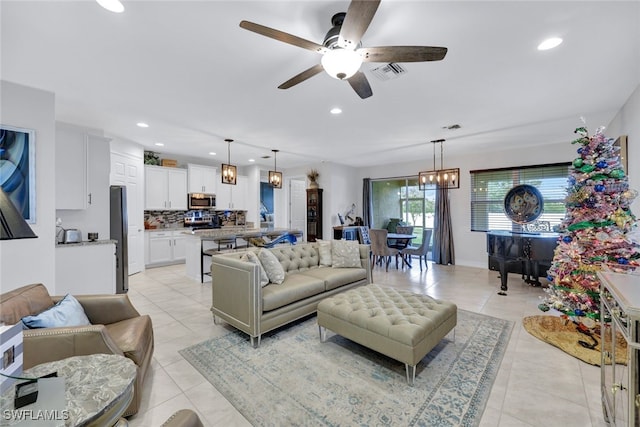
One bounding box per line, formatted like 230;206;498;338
180;310;513;427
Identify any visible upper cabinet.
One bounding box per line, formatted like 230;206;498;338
56;124;111;211
188;164;217;194
216;173;247;210
144;165;187;210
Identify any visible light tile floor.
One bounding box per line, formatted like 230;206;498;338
125;260;607;427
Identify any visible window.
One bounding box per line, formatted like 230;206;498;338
470;163;570;232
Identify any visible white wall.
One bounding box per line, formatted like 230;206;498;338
607;83;640;214
357;139;578;268
0;81;56;293
280;162;360;241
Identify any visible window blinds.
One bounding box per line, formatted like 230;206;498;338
470;163;570;232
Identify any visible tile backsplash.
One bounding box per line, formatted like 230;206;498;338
144;209;246;229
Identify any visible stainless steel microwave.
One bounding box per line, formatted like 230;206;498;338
188;193;215;209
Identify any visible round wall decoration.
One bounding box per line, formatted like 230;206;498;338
503;184;544;224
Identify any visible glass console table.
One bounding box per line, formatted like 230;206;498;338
0;353;136;426
599;271;640;426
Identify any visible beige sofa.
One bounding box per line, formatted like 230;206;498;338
210;242;372;347
0;284;153;417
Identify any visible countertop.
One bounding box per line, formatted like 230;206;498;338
56;239;117;247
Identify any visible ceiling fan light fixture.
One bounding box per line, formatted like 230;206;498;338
321;48;363;80
537;37;563;51
96;0;124;13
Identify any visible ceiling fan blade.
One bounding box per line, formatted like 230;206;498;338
278;64;325;89
359;46;448;63
240;20;326;53
347;71;373;99
338;0;381;49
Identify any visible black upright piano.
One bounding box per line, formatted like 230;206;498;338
486;230;559;293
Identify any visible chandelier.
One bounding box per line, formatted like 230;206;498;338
418;139;460;190
221;138;237;185
269;149;282;189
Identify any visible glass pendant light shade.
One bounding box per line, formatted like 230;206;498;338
269;149;283;189
221;139;237;185
321;48;363;80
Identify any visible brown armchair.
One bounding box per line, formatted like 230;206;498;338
0;283;153;417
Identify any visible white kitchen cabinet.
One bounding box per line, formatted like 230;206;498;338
55;242;116;294
56;124;96;210
188;164;217;194
55;127;111;210
144;165;187;210
145;230;187;266
216;173;247;210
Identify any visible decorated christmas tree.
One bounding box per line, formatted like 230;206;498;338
542;126;639;318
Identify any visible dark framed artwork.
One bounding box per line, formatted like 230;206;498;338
0;125;36;223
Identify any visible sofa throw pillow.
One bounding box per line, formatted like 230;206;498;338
316;239;332;267
258;249;285;284
241;252;269;287
21;294;91;329
331;239;361;268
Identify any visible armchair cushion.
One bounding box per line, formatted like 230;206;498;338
21;294;91;329
105;315;153;367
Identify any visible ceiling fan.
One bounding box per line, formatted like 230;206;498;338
239;0;447;99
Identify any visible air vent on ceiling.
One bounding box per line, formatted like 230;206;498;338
370;63;407;81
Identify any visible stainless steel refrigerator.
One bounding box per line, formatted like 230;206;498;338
110;185;129;293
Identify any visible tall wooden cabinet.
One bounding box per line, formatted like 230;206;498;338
306;188;323;242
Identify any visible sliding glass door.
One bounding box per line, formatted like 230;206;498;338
370;177;435;246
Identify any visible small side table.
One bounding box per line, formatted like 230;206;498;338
1;354;136;426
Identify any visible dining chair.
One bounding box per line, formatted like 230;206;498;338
369;228;399;271
401;228;433;271
357;226;371;245
389;225;414;249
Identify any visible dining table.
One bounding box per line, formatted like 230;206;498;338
386;233;416;268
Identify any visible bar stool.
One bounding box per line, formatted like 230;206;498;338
213;235;236;251
200;237;217;283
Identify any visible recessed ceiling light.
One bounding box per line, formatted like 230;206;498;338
96;0;124;13
136;122;149;128
154;142;164;147
248;159;255;163
537;37;563;51
330;107;342;115
209;152;216;156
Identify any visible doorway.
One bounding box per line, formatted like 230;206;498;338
289;178;306;240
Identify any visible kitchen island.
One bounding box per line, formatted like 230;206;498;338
183;227;301;283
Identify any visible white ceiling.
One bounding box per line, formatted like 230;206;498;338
2;1;639;170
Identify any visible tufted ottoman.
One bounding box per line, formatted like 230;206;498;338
317;284;457;385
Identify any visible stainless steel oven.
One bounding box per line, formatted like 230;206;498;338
188;193;215;209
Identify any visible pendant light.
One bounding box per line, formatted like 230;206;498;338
269;149;283;189
221;139;237;185
418;139;460;190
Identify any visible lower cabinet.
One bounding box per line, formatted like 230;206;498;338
55;242;116;294
145;230;187;267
